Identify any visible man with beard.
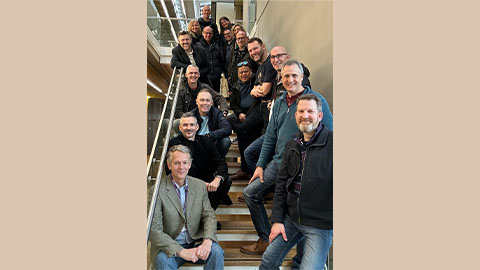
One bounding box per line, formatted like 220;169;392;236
167;112;232;211
240;60;333;257
259;94;332;270
171;31;211;86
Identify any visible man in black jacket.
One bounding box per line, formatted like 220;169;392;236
171;31;211;86
198;5;220;44
197;26;223;92
168;112;231;210
259;94;333;270
192;89;232;158
228;62;263;181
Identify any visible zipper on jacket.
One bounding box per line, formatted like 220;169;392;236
296;146;306;226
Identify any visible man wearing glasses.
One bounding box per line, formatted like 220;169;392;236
228;62;263;181
227;30;256;89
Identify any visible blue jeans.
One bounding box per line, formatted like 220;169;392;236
244;135;264;174
155;241;224;270
214;136;231;158
243;160;278;241
260;216;332;270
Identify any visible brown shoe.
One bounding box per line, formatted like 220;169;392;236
237;195;245;203
231;170;252;180
240;238;269;255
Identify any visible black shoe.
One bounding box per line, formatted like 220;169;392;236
217;222;222;230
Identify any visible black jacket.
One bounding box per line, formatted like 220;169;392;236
167;134;228;183
197;38;224;78
229;77;257;117
191;107;232;141
174;80;228;119
270;125;333;230
170;44;211;85
198;18;220;43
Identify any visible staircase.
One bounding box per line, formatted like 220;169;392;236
178;137;296;270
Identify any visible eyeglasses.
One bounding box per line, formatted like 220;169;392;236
237;61;249;67
271;53;288;60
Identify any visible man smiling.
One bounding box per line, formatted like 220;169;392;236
241;60;333;256
167;112;231;211
192;90;232;158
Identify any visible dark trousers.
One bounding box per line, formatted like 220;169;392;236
236;106;263;172
206;175;232;210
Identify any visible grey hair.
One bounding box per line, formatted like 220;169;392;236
166;145;192;164
180;112;197;124
281;59;304;75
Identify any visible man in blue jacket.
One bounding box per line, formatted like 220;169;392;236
260;94;332;270
191;89;232;158
240;60;333;256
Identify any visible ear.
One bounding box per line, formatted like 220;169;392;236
318;111;324;121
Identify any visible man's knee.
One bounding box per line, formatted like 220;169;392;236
210;242;224;257
155;252;175;270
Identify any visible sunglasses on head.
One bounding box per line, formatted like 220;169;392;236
237;61;249;67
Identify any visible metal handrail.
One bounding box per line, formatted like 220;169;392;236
147;67;184;243
147;67;178;175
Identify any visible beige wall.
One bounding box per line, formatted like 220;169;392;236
252;0;333;111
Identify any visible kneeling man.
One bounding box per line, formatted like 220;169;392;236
260;94;332;270
149;145;224;270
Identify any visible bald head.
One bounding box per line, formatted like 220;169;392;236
270;46;290;72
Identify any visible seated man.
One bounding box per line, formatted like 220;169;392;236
171;65;228;134
168;112;231;210
149;145;224;270
227;62;263;180
260;94;332;270
192;89;232;158
171;31;211;86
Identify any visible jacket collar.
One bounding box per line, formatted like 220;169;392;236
295;123;329;147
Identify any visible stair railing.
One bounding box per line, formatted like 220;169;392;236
147;67;184;243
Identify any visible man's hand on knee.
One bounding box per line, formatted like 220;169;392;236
195;239;212;260
249;166;264;184
269;222;287;243
177;248;199;262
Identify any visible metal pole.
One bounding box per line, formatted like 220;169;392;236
147;68;184;243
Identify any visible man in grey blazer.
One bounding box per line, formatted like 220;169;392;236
149;145;224;270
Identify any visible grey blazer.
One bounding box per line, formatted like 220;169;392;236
148;175;218;267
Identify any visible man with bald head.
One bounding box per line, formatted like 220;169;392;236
198;5;220;43
227;30;257;89
198;26;223;92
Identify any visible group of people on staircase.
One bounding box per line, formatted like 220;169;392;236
149;5;333;270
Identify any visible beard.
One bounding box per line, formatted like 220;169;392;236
298;121;318;133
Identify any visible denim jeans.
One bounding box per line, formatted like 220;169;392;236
213;136;231;158
244;134;264;174
155;241;224;270
260;216;333;270
243;160;278;241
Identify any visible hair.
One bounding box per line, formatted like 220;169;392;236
186;64;199;73
178;30;191;39
247;37;264;46
235;30;247;39
166;144;192;164
282;59;304;75
187;19;201;35
197;88;213;98
202;26;213;33
232;24;245;33
219;16;232;31
296;94;323;112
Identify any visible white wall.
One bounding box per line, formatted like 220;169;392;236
251;0;333;111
